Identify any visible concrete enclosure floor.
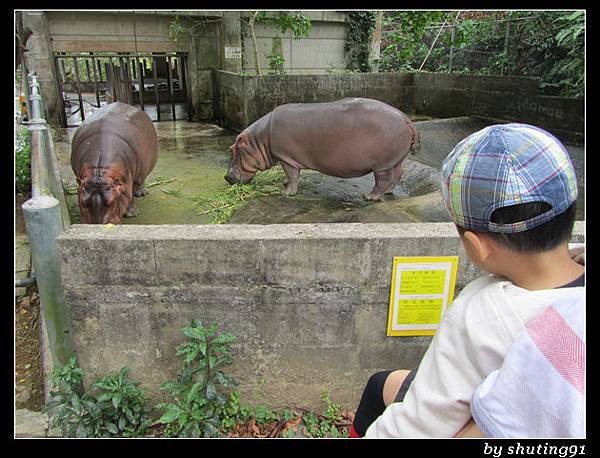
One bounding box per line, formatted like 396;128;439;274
53;116;585;225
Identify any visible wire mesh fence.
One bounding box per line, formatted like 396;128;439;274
380;12;584;97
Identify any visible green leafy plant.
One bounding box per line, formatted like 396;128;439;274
345;12;377;72
44;357;152;438
15;128;31;195
301;392;345;438
91;367;153;437
255;11;312;39
267;52;286;76
156;319;238;437
219;390;252;432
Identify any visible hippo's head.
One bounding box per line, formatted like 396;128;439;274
225;132;258;185
76;165;132;224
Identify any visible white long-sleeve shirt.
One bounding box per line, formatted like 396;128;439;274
365;273;585;438
471;293;585;437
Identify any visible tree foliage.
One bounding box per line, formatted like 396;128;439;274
345;12;377;72
378;10;584;97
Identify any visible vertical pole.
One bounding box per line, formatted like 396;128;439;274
52;59;67;128
22;195;75;369
502;18;511;76
166;55;176;120
84;58;91;82
72;57;85;122
97;58;104;81
27;73;45;125
138;60;145;111
60;58;67;84
125;60;133;105
449;26;455;73
152;56;161;121
91;54;101;108
180;54;192;121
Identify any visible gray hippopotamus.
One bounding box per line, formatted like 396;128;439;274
225;97;420;201
70;102;158;224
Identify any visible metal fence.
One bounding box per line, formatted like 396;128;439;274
381;13;583;97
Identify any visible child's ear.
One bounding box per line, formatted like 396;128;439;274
463;230;494;264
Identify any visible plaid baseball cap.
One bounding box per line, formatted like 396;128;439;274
441;123;578;233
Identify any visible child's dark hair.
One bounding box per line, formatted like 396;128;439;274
457;201;577;252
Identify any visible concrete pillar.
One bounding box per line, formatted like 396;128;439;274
21;11;63;128
221;11;242;73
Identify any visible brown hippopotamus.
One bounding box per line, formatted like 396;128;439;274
70;102;158;224
225;98;420;201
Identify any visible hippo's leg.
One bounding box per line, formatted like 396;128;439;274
384;162;404;195
124;201;138;218
281;162;300;196
365;169;395;202
133;181;149;197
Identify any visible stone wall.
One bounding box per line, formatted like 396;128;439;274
212;71;584;143
56;222;584;410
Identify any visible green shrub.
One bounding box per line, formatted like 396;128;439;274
156;319;238;437
15;128;31;195
44;358;152;438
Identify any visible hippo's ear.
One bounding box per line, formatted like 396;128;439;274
236;132;249;147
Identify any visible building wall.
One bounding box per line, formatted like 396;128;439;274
241;13;348;75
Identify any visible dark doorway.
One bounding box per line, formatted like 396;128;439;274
53;52;192;127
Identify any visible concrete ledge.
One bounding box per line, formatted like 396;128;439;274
56;222;585;410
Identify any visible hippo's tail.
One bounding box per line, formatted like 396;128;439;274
408;122;421;155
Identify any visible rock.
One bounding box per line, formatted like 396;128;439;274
14;409;49;438
15;385;31;405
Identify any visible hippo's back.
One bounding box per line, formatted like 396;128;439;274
71;102;158;176
267;98;414;176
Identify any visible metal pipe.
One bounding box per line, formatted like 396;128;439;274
22;195;75;368
27;73;45;125
16;276;36;288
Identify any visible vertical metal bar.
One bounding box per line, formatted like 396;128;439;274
53;58;68;127
449;26;455;74
502;18;511;76
152;56;161;121
97;57;104;81
179;54;192;121
84;58;91;82
60;58;67;84
166;55;176;120
125;60;133;104
91;55;101;108
72;57;85;122
138;60;145;111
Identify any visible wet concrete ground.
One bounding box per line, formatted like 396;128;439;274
54;116;584;225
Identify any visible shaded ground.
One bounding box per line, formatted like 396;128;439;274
15;194;45;413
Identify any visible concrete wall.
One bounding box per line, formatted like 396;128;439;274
212;71;584;143
46;11;185;53
241;12;347;75
57;222;584;410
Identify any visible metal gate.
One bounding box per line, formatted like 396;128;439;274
53;52;192;127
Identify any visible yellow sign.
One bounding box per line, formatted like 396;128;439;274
387;256;459;336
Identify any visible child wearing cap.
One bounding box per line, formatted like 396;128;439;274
351;123;584;438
